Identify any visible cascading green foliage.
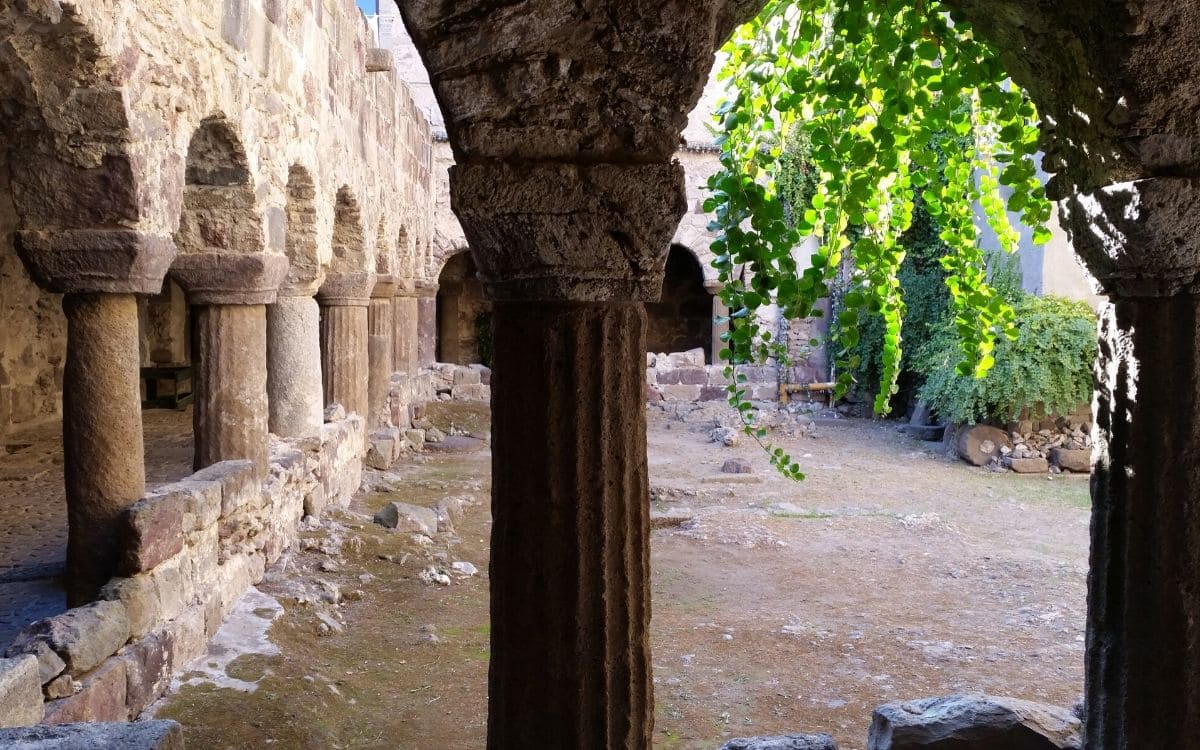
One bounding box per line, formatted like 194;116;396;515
917;295;1098;425
707;0;1054;479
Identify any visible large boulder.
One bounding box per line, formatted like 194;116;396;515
1049;448;1091;473
721;734;839;750
868;695;1082;750
955;425;1012;467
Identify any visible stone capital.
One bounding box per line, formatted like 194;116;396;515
371;275;398;299
317;272;375;306
450;161;686;302
170;253;289;305
1062;177;1200;298
15;229;176;295
390;278;418;297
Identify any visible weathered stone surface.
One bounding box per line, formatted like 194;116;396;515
14;231;175;296
956;425;1012;467
267;295;324;439
6;601;130;676
191;304;270;476
320;302;369;418
722;458;753;474
13;641;66;686
373;502;438;536
1010;457;1050;474
169;253;288;306
868;695;1082;750
99;576;159;640
118;494;185;575
42;657;127;724
0;655;43;727
720;734;839;750
61;293;147;605
0;721;183;749
190;460;258;518
121;633;172;717
1049;448;1091;473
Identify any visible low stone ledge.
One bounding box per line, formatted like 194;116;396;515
720;734;839;750
0;721;183;749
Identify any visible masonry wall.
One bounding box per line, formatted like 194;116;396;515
0;152;64;439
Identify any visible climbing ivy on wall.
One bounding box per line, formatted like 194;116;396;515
707;0;1053;479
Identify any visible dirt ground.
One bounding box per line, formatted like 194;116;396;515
148;400;1088;749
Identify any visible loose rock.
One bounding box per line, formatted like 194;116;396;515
373;502;439;536
721;458;753;474
868;695;1082;750
720;734;839;750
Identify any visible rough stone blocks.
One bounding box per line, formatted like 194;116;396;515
1010;457;1050;474
42;658;127;724
190;459;259;518
0;655;43;728
1050;448;1091;473
121;632;173;718
118;495;185;575
5;601;130;676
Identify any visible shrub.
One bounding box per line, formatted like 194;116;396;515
917;294;1097;425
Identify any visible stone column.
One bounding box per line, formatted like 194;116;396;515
267;290;324;438
488;301;652;746
61;294;146;605
392;281;420;374
707;282;728;367
451;161;686;748
368;276;397;427
415;280;438;368
1064;178;1200;748
172;254;288;478
318;272;374;418
15;228;175;605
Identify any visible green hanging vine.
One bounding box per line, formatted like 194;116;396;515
707;0;1053;479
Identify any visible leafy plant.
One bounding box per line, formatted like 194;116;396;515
917;295;1097;425
707;0;1054;478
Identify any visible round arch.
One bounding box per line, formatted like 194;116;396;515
646;244;715;363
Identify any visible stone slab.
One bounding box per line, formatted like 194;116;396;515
721;734;840;750
0;721;184;749
868;695;1082;750
1050;448;1091;473
1010;457;1050;474
118;495;185;575
5;601;130;675
42;657;127;724
0;655;43;727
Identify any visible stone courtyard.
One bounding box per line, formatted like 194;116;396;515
1;0;1199;749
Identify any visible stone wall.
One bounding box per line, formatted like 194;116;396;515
646;350;781;404
0;153;64;439
0;353;434;727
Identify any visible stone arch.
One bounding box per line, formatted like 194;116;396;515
175;116;262;256
330;186;367;274
436;248;491;365
283;164;321;291
646;244;714;363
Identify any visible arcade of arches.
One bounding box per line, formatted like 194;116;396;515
0;1;1197;749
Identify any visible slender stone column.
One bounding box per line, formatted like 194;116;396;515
172;253;288;478
415;281;438;368
192;304;269;473
267;292;324;438
707;282;728;367
318;272;374;418
62;293;146;606
488;301;651;747
368;276;397;426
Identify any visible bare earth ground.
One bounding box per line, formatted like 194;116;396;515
146;401;1088;750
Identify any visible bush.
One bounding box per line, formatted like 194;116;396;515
917;294;1097;425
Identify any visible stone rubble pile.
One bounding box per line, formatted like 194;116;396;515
951;406;1093;475
427;363;491;402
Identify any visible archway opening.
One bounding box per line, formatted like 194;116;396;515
646;244;713;363
436;250;491;366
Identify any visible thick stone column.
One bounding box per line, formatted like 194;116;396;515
191;304;269;472
415;281;438;368
318;272;374;418
16;228;175;604
392;282;420;374
267;292;324;438
1064;178;1200;748
368;276;396;426
172;253;287;478
488;301;652;746
449;161;686;748
61;294;146;605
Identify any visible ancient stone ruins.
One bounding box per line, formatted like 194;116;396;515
0;0;1197;748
